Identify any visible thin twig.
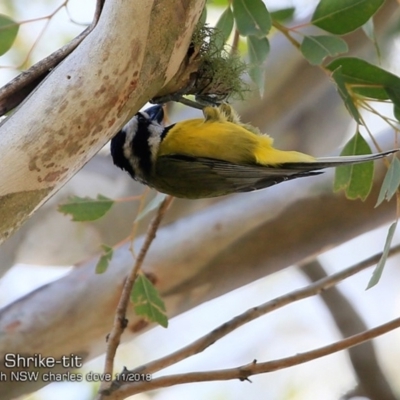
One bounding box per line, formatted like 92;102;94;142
18;12;54;71
128;188;150;254
99;195;174;393
125;243;400;377
110;316;400;398
271;20;301;50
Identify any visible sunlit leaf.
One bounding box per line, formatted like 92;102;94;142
247;35;269;89
334;132;373;200
362;17;374;40
301;35;348;65
248;35;270;64
394;105;400;122
232;0;271;37
331;67;361;123
312;0;385;35
199;7;207;26
135;192;167;222
385;87;400;123
327;57;400;103
209;0;229;7
270;7;295;23
216;7;234;42
58;195;114;221
131;274;168;328
0;14;19;56
375;157;400;207
366;221;397;289
362;17;381;61
96;245;114;274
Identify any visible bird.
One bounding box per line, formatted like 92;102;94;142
110;104;397;199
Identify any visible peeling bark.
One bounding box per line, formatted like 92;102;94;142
0;0;205;243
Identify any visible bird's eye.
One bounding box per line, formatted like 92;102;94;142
137;114;145;123
137;112;151;125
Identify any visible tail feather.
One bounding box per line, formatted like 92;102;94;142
282;149;398;170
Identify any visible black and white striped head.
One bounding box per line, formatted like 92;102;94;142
110;105;165;183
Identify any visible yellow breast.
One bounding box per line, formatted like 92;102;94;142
158;118;315;166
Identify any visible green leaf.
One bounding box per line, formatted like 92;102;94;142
331;67;361;123
334;132;374;200
312;0;385;35
232;0;271;37
385;87;400;122
216;7;234;42
327;57;400;102
301;35;348;65
270;7;295;23
248;35;270;64
394;105;400;122
385;86;400;105
362;18;381;61
247;35;269;89
96;245;113;274
131;274;168;328
199;7;207;26
366;221;397;289
248;64;263;91
135;192;167;222
362;17;374;41
0;14;19;56
58;194;114;221
375;157;400;207
209;0;229;7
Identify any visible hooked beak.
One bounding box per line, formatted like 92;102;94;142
144;105;164;124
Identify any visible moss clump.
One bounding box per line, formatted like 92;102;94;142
190;24;248;103
153;21;248;106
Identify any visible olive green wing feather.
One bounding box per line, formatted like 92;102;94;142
154;155;321;198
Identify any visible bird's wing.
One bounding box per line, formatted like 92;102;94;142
283;149;398;170
155;155;321;198
155;149;397;198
